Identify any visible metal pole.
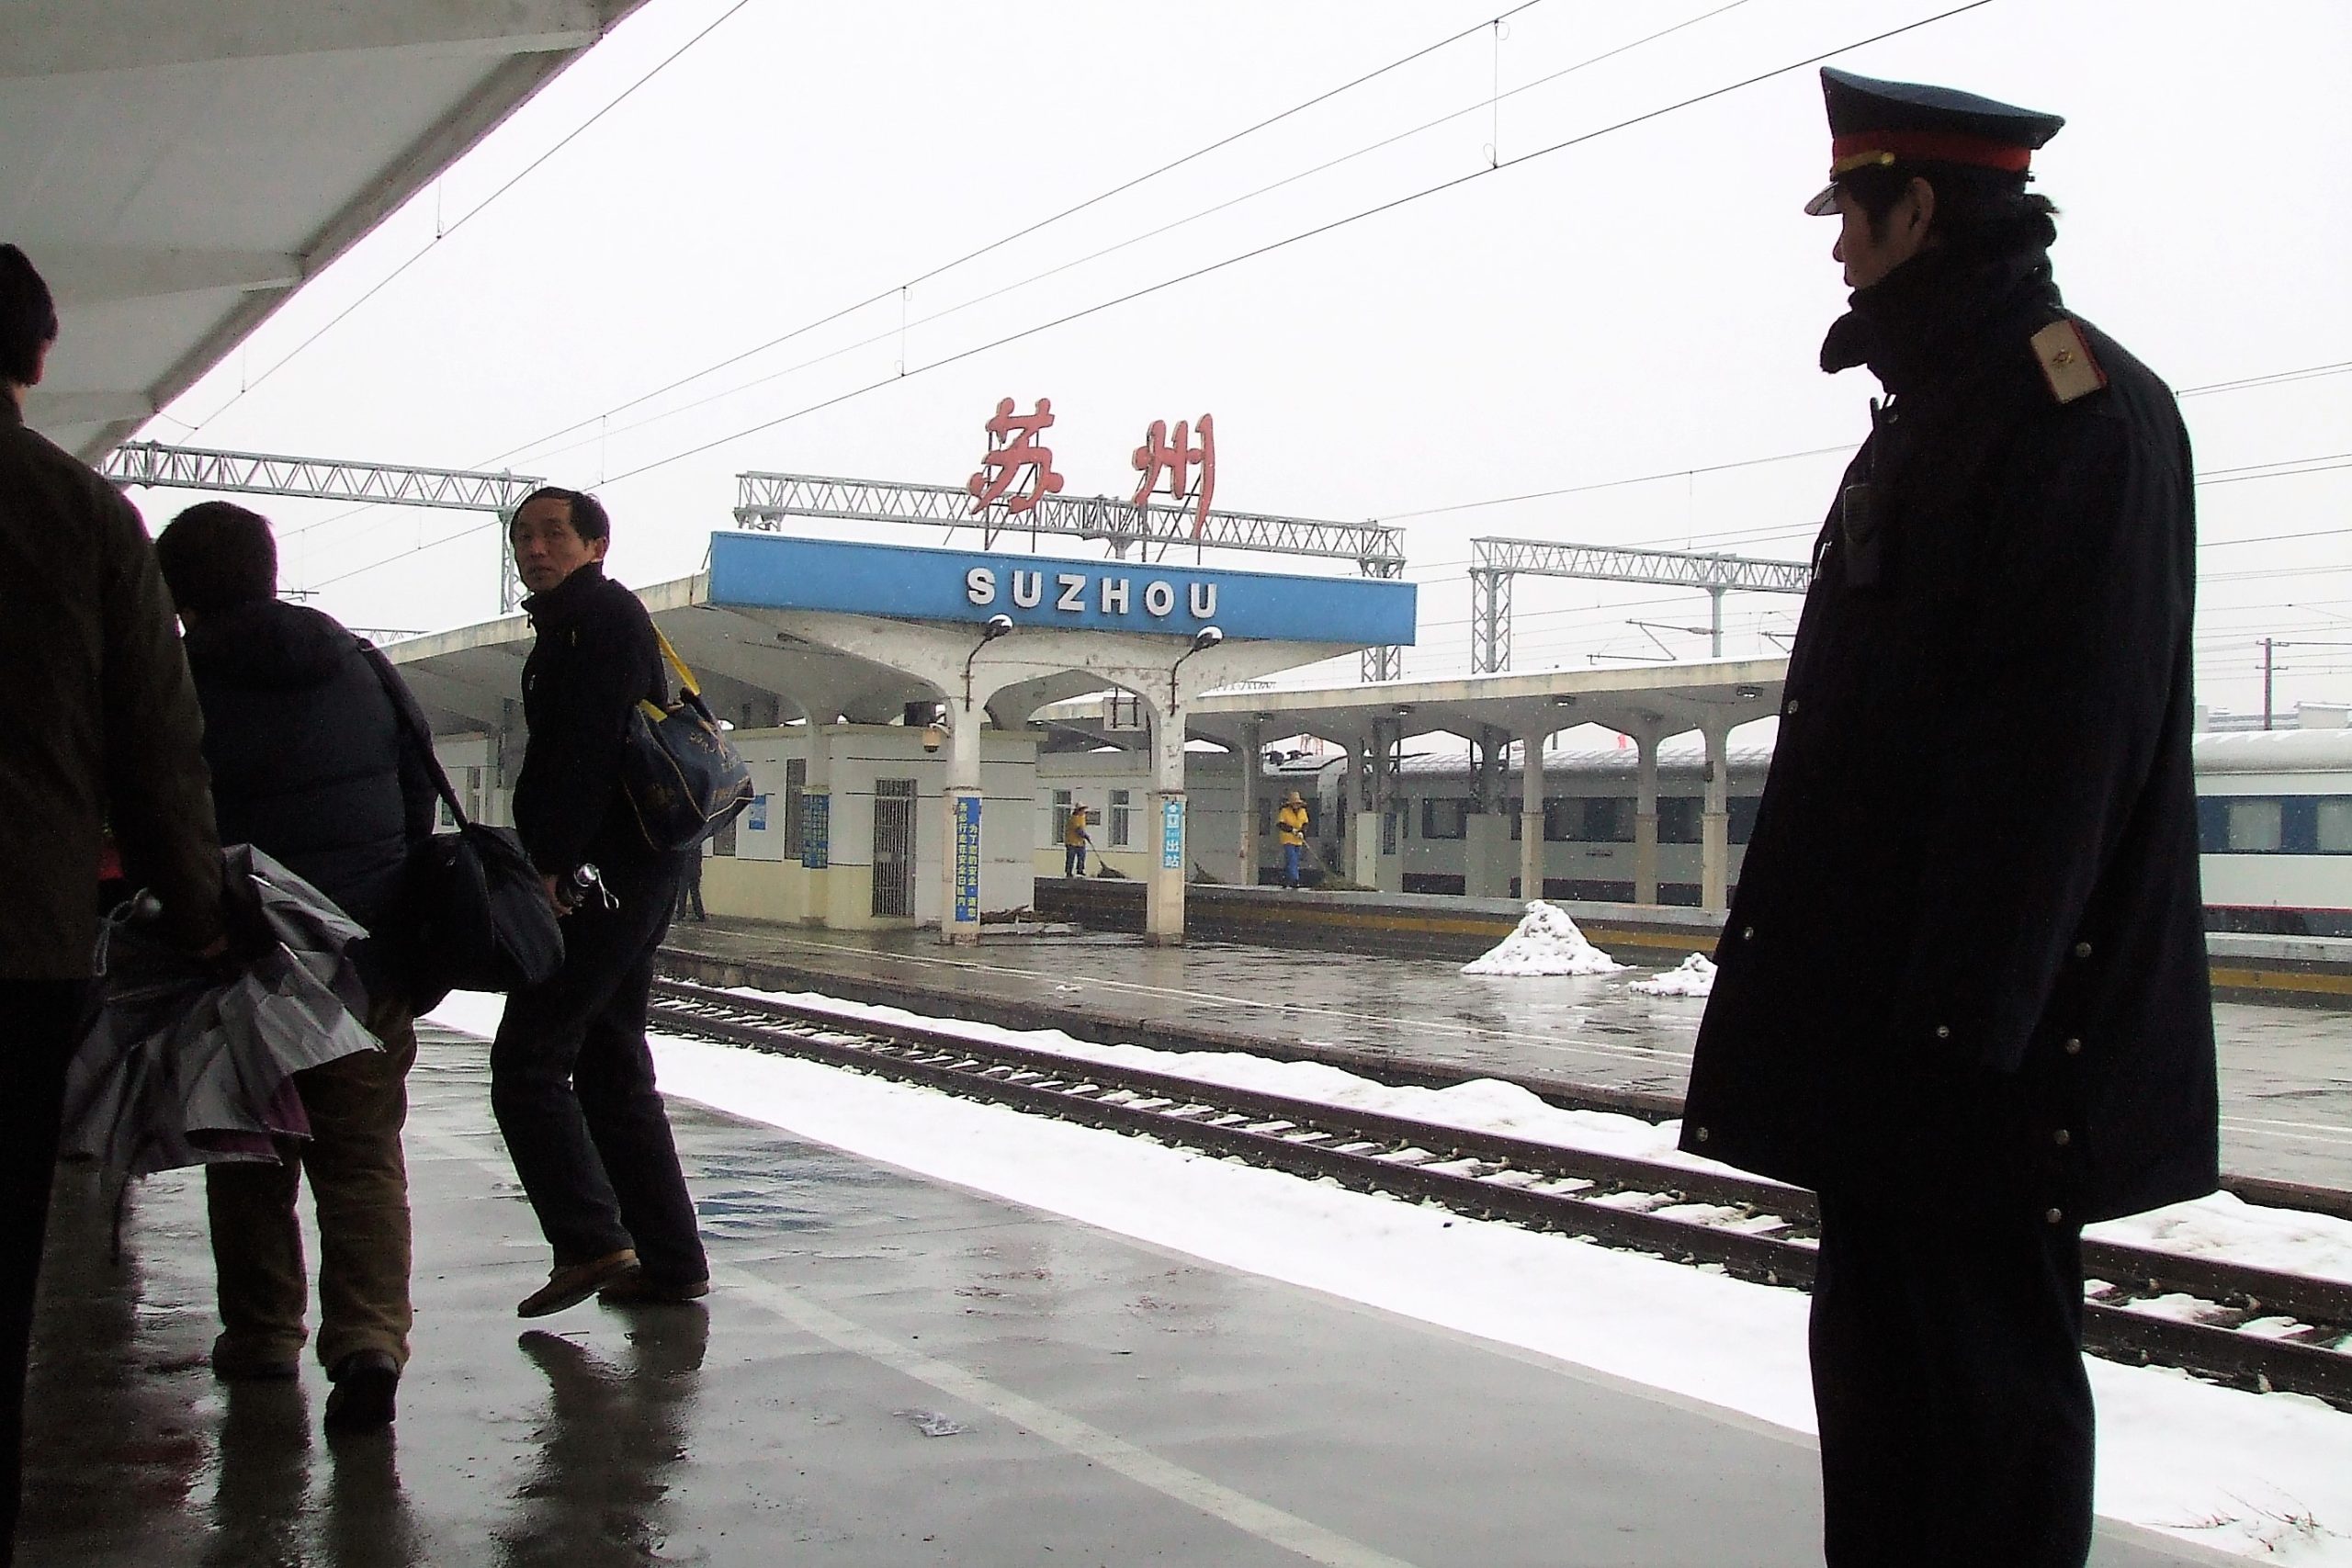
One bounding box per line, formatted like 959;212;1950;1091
1710;586;1725;659
2263;638;2275;731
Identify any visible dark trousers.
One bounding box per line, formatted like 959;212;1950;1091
1064;842;1086;877
492;859;707;1284
2;979;85;1567
206;994;418;1371
1810;1190;2094;1568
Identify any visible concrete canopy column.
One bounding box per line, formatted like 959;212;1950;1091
1701;717;1732;911
1519;728;1546;902
1634;729;1663;906
1464;724;1510;898
939;695;984;946
1144;701;1189;944
1236;718;1263;888
1349;727;1381;888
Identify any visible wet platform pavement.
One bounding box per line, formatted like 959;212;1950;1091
660;919;2352;1193
20;1027;2238;1567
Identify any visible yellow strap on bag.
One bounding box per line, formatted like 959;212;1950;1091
653;626;701;698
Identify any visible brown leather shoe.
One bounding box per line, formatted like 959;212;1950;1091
597;1271;711;1306
516;1249;639;1318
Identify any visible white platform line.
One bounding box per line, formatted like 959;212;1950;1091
415;1127;1426;1568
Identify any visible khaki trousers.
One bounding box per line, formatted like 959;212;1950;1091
206;994;417;1370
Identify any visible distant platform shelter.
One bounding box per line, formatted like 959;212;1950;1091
387;531;1415;944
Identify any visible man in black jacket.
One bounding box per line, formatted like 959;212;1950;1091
1;244;225;1567
1679;73;2217;1566
494;487;707;1316
155;501;437;1434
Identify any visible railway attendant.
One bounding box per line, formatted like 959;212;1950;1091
1678;69;2219;1566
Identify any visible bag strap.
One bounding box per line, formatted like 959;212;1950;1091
358;640;473;831
652;626;701;699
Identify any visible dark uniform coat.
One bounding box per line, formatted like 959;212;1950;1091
1678;243;2220;1225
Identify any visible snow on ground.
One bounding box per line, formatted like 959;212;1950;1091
426;991;2352;1561
1631;953;1718;998
1462;901;1625;976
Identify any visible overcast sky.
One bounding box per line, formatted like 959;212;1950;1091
133;0;2352;716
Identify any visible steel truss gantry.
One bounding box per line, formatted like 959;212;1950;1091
735;471;1410;681
104;441;546;610
1468;536;1814;673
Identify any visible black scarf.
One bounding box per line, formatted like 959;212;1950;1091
1819;242;2064;398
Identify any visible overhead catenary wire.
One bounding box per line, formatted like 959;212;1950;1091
182;0;760;437
309;0;2003;593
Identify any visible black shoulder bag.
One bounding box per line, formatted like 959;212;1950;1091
621;626;754;852
361;646;564;1009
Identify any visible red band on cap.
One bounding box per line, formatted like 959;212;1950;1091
1829;130;2032;175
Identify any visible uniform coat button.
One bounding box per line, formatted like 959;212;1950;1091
2052;1129;2072;1147
2063;1037;2083;1055
1741;926;1756;941
1693;1127;1710;1143
1783;699;1800;716
1933;1024;1951;1040
2073;941;2093;959
2044;1207;2065;1225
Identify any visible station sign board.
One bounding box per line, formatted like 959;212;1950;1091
707;534;1415;648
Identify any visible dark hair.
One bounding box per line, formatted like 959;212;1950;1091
510;485;611;545
1839;164;2059;256
0;244;60;386
155;502;279;615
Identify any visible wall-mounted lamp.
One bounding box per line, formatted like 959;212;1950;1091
1734;684;1762;701
963;613;1015;705
1170;625;1225;711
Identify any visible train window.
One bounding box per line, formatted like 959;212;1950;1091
2227;798;2283;853
1542;798;1574;841
1581;797;1635;842
1420;798;1471;840
2281;797;2319;855
1729;795;1760;845
1658;797;1703;844
2320;799;2352;854
2196;798;2230;854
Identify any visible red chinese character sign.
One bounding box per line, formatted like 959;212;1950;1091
966;397;1065;517
1132;412;1216;540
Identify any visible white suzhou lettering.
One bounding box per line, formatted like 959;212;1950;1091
1011;570;1044;608
1056;573;1087;613
965;567;997;606
1143;581;1175;617
1189;581;1218;618
1100;577;1131;615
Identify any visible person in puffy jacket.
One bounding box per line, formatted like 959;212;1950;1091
155;501;435;1434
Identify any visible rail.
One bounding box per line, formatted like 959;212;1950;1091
645;978;2352;1409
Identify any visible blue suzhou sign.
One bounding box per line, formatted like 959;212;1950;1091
706;534;1415;647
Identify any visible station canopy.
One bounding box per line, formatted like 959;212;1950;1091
5;0;649;462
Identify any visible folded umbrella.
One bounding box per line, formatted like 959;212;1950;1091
61;844;385;1179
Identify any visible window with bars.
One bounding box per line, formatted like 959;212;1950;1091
1109;788;1133;847
783;758;806;858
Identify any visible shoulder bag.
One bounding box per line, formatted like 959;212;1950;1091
360;646;564;1007
621;627;754;852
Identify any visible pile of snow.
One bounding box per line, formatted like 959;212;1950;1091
1462;902;1624;976
1631;953;1717;998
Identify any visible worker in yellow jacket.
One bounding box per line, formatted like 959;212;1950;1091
1275;790;1310;888
1063;803;1092;878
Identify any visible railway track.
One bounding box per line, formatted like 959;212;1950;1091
646;977;2352;1410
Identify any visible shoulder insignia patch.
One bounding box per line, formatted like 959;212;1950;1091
2030;319;2109;405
